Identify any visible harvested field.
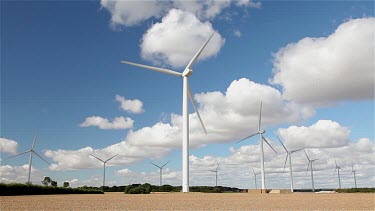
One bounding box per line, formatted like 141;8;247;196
1;192;374;210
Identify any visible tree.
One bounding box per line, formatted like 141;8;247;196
63;182;70;188
42;177;51;186
51;180;57;187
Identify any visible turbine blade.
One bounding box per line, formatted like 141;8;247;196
283;154;288;173
187;83;207;134
236;132;259;144
186;32;214;70
121;61;182;77
32;151;51;166
334;167;337;176
306;162;311;172
216;163;220;171
90;154;104;163
161;161;170;168
262;136;277;154
304;149;310;161
352;163;354;172
5;150;31;160
32;129;38;149
291;148;303;154
335;159;338;168
105;153;118;163
258;101;262;132
252;168;256;175
277;136;288;153
150;162;161;168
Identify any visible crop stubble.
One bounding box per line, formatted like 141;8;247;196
1;192;374;210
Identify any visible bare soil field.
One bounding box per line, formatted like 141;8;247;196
1;192;374;210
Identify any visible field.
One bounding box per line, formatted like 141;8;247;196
1;192;374;210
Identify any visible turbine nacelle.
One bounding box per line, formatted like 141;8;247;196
259;130;265;134
182;68;193;77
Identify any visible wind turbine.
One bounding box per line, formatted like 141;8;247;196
121;33;214;192
5;129;50;184
208;163;220;187
150;161;170;186
351;163;357;188
334;159;342;189
236;101;277;190
251;167;260;189
304;150;318;192
90;153;118;190
277;136;303;192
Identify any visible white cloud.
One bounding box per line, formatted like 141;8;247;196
80;116;134;130
0;164;44;185
0;138;18;155
100;0;168;27
115;95;144;114
116;168;132;176
278;120;350;149
125;78;315;148
270;18;375;104
100;1;262;27
236;0;262;8
140;9;225;68
233;29;242;37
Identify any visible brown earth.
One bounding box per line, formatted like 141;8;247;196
1;192;374;210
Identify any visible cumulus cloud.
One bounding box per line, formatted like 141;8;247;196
100;1;262;27
115;95;144;114
277;120;350;149
270;18;375;104
140;9;225;67
80;116;134;130
0;138;18;155
0;164;44;184
233;29;242;37
116;168;132;176
125;78;314;148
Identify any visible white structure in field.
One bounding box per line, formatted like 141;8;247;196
150;161;170;186
208;164;220;186
277;136;303;192
237;102;277;190
6;129;50;184
122;33;213;192
90;153;118;189
304;150;318;192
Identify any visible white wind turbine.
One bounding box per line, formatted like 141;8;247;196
334;159;342;189
208;163;220;187
304;150;318;192
236;101;277;190
90;153;118;190
122;33;214;192
351;163;357;188
251;167;260;189
150;161;170;186
6;129;50;184
277;136;303;192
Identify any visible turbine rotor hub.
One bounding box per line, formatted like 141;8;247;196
182;68;193;77
260;130;265;134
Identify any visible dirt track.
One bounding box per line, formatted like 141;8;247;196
1;192;374;210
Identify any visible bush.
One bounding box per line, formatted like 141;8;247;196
0;183;103;196
124;183;151;194
335;188;375;193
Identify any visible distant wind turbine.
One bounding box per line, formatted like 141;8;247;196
236;101;277;190
251;167;260;189
351;163;357;188
5;129;50;184
90;153;118;190
150;161;170;186
122;33;214;192
304;150;318;192
334;159;342;189
277;136;303;192
208;163;220;186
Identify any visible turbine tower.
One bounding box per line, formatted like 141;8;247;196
277;136;303;192
304;150;318;192
334;159;342;189
351;163;357;188
236;101;277;191
150;161;170;186
122;33;214;192
251;168;260;189
90;153;118;190
208;164;220;186
6;129;50;184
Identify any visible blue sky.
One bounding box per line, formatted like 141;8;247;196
1;1;374;189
